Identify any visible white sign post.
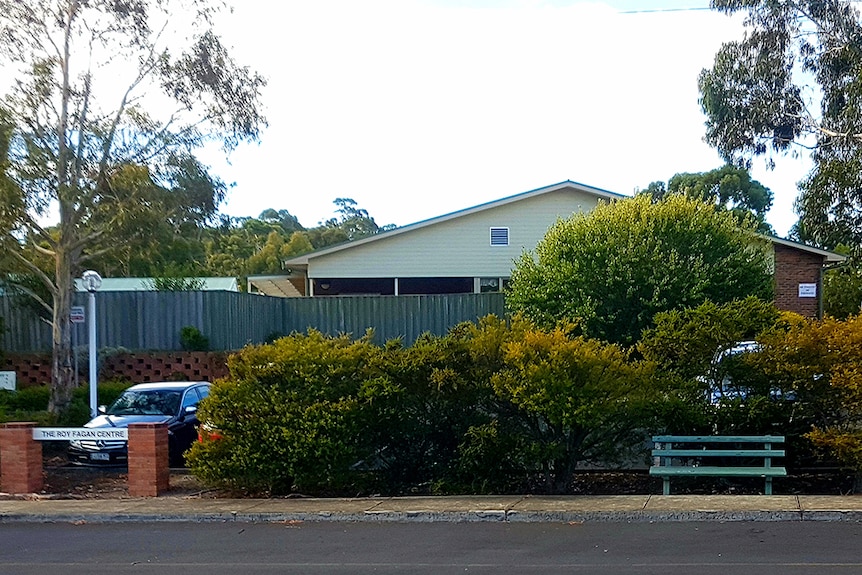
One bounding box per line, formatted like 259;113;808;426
81;270;102;418
70;305;85;389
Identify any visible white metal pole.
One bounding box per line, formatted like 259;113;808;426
72;319;78;390
88;290;97;417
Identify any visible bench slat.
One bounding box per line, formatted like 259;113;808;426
652;435;784;443
649;466;787;477
652;449;785;458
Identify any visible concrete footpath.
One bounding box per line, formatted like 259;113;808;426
3;494;862;523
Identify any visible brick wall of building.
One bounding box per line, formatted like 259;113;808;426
773;244;823;318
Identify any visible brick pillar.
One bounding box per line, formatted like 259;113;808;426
127;423;170;497
0;422;43;494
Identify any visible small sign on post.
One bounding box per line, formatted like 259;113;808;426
70;305;85;323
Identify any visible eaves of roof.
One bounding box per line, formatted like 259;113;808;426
766;235;847;263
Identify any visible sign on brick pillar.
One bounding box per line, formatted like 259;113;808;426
0;422;43;494
127;422;170;497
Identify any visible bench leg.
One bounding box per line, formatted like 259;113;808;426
765;476;773;495
663;477;670;496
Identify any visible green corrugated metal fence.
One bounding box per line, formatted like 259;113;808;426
0;292;507;353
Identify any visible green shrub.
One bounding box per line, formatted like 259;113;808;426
5;385;50;411
449;419;541;495
488;323;659;494
180;326;210;351
357;324;501;494
188;315;666;496
638;297;781;381
147;277;205;291
0;386;55;425
188;330;381;495
639;298;808;449
753;314;862;476
507;194;773;345
0;380;131;426
823;249;862;320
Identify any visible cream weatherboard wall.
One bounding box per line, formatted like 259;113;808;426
306;186;612;279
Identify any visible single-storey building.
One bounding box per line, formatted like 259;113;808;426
269;181;844;318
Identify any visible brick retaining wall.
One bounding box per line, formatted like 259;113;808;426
2;351;230;387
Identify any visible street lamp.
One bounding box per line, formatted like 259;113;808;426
81;270;102;417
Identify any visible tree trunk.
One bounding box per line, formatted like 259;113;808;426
48;246;76;415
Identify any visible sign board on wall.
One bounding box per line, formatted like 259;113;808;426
0;371;15;391
798;283;818;298
32;428;128;441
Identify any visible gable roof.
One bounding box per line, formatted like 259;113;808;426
285;180;624;266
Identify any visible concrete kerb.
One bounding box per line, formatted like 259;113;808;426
1;508;859;524
3;494;862;523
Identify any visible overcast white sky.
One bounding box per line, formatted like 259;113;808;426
3;0;812;237
199;0;812;237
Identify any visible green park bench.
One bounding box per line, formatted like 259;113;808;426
649;435;786;495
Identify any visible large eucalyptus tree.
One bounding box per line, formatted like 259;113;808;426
0;0;266;414
700;0;862;249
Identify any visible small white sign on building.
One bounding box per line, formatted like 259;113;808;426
0;371;15;391
798;283;818;298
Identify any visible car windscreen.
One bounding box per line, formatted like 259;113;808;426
107;390;182;416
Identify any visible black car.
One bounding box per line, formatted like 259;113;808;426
68;381;210;467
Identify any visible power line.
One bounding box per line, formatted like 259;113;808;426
621;0;862;13
620;7;710;14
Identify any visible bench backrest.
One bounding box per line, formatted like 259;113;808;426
651;435;785;462
653;435;784;443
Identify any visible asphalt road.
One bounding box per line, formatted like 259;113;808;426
2;521;862;574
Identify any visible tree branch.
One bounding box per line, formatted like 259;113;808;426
77;242;115;264
69;227;104;254
18;211;58;252
4;244;58;300
2;279;54;317
97;20;167;178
